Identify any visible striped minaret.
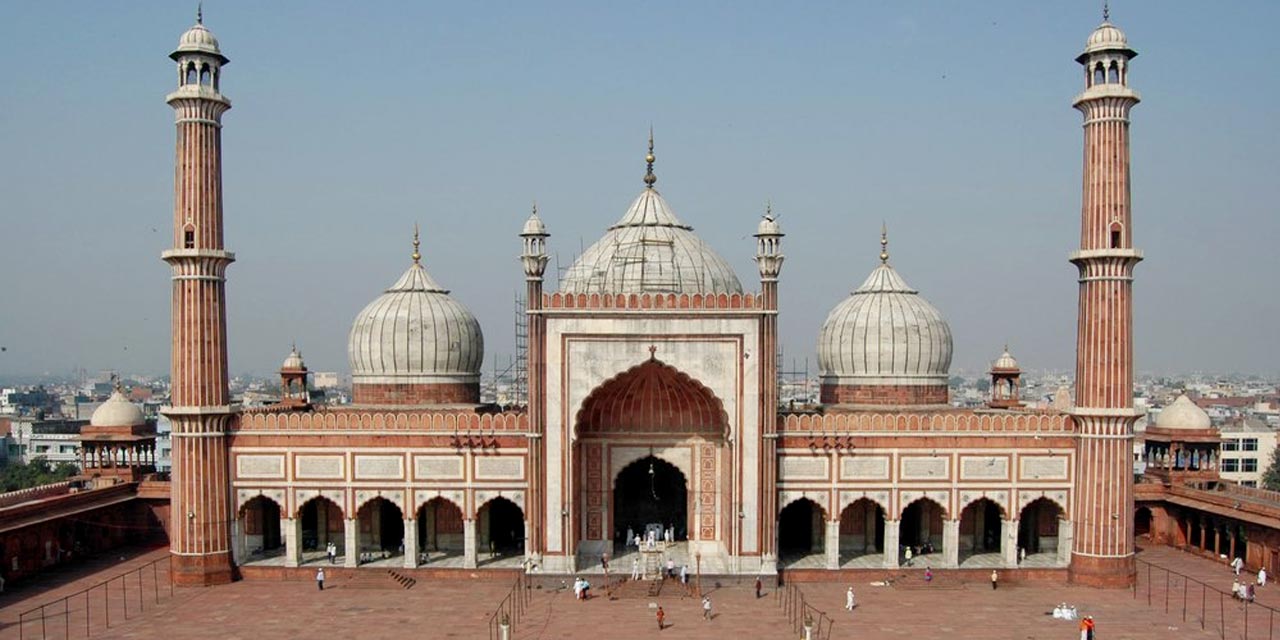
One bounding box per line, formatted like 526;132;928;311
160;9;236;586
520;204;550;563
1067;8;1142;588
754;206;783;564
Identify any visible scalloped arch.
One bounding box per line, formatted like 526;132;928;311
575;358;728;438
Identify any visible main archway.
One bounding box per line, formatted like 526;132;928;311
572;357;728;565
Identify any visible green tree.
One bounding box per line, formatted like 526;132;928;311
1261;445;1280;491
0;457;79;492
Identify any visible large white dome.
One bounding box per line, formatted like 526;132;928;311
818;262;953;387
559;188;742;296
1154;394;1211;430
348;260;484;385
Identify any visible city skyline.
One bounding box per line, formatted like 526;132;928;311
1;1;1277;379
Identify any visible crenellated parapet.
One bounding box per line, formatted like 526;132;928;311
778;410;1072;434
235;408;529;433
542;291;762;311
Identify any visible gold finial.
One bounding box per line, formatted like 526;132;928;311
197;2;203;24
643;127;657;188
411;223;421;264
879;222;889;264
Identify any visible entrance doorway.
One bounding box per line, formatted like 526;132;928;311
239;496;282;563
779;498;825;566
959;498;1004;566
478;497;525;564
614;456;688;547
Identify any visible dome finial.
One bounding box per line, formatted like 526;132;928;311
411;223;421;264
1102;0;1109;22
112;373;123;394
643;127;657;188
879;222;889;264
197;2;203;24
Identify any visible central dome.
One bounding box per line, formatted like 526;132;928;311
817;236;953;406
559;188;742;296
348;236;484;405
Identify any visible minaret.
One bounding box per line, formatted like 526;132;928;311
754;204;783;565
160;9;236;586
1067;7;1142;588
520;203;550;566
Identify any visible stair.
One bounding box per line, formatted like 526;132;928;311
388;569;417;590
341;569;415;590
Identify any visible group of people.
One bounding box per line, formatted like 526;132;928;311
627;526;677;551
572;576;593;600
1052;603;1080;620
902;542;935;566
1230;556;1266;602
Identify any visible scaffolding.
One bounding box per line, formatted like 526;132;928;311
776;345;815;408
513;292;528;408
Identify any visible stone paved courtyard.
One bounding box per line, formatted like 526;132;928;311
4;545;1279;639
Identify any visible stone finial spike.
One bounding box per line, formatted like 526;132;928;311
879;222;889;264
765;200;772;217
644;127;657;188
1102;0;1109;22
197;2;203;24
412;223;421;264
531;200;538;217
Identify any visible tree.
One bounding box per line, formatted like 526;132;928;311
1261;445;1280;492
0;457;79;492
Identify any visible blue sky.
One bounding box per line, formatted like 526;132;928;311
1;1;1277;379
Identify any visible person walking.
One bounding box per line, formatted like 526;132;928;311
990;569;999;590
904;546;913;567
631;557;641;581
845;587;855;612
924;566;933;582
702;595;712;621
1232;556;1243;576
1082;615;1095;640
1019;547;1027;565
755;576;763;599
656;605;666;630
680;563;688;585
316;567;325;591
1260;567;1269;587
666;558;675;580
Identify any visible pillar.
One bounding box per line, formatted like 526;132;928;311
1199;524;1206;552
463;519;478;569
883;520;900;568
284;518;301;567
1058;519;1073;565
943;520;960;567
344;518;358;568
825;520;840;569
1002;519;1018;567
403;519;418;568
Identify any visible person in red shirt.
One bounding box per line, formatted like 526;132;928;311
656;605;666;630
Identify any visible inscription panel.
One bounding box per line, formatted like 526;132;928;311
780;456;829;481
900;457;949;480
415;455;464;480
475;456;525;480
355;455;404;480
295;455;344;480
960;456;1009;481
236;454;285;479
1020;456;1069;481
841;456;890;480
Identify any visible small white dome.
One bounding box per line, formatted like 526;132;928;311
818;262;953;385
1078;20;1135;61
992;348;1019;372
172;20;227;62
282;346;305;370
756;214;782;237
1155;394;1211;430
521;209;548;237
559;188;742;295
90;390;146;428
348;260;484;384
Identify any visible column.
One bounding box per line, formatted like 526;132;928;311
344;518;358;568
825;520;840;570
883;520;900;568
942;520;960;567
1198;524;1206;552
403;518;418;568
1002;519;1018;567
284;518;302;567
463;519;478;569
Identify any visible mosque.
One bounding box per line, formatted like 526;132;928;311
161;10;1149;588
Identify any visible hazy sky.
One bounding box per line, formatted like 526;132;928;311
1;1;1277;380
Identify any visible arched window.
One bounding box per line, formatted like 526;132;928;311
1108;62;1119;84
1109;222;1123;249
1093;65;1105;85
199;65;210;86
212;69;219;91
185;63;197;85
183;225;196;249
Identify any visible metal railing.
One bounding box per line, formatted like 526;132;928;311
775;582;835;640
486;572;533;640
1136;556;1280;640
17;555;173;640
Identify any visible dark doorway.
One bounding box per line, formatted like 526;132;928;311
1134;507;1152;539
481;497;525;557
300;497;343;553
357;497;404;559
614;456;688;544
779;499;822;555
241;496;282;558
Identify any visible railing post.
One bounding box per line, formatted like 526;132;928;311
1220;591;1225;640
1183;576;1188;623
1165;570;1170;613
1147;563;1152;605
1202;584;1207;630
64;598;69;640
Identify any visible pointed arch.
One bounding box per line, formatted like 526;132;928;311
575;358;728;438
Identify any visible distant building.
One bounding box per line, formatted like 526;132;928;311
1219;419;1277;488
311;372;340;389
